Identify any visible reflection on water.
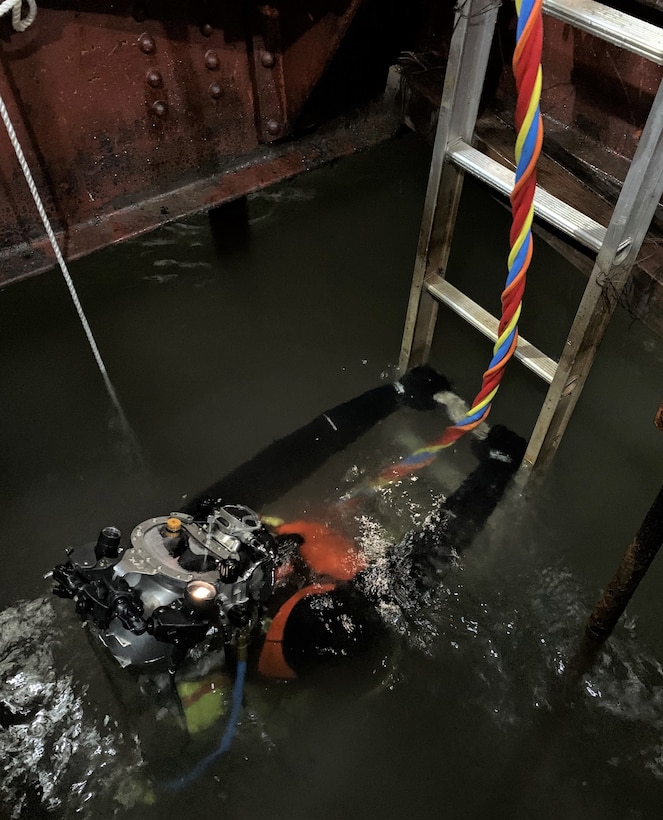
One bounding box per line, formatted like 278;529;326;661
1;133;663;818
0;599;145;818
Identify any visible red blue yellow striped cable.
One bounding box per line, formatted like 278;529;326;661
380;0;543;486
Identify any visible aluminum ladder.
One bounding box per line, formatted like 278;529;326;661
399;0;663;471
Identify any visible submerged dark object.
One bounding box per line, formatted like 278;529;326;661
51;366;525;676
569;403;663;681
269;422;527;677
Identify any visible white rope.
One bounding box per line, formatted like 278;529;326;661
0;0;143;465
0;91;127;420
0;0;37;32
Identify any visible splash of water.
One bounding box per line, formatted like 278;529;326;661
0;599;146;819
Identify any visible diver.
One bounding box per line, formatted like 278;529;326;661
178;365;526;680
52;365;526;683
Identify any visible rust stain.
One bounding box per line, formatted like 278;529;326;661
654;402;663;431
0;0;371;282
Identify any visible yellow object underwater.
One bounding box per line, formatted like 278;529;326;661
176;672;231;735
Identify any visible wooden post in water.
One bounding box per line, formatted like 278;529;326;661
568;402;663;680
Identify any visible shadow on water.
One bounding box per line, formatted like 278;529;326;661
1;132;663;818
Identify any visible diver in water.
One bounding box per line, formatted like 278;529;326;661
175;365;525;680
0;366;526;818
51;365;526;684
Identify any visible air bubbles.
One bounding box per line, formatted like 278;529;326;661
584;680;603;699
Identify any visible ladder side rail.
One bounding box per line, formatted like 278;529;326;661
525;77;663;470
399;0;500;372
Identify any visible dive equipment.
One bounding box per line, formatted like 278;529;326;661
53;504;277;671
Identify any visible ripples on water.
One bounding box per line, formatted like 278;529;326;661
0;599;145;819
2;427;663;819
2;143;663;819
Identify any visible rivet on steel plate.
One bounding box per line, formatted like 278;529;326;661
205;49;219;70
208;82;223;99
146;69;162;88
151;100;167;117
138;33;156;54
266;119;280;136
261;51;275;68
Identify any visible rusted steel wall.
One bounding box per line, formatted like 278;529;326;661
246;1;364;141
0;0;369;284
489;7;663;208
1;0;660;291
408;2;662;172
541;18;661;161
396;1;663;335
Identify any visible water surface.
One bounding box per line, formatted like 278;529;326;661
1;132;663;819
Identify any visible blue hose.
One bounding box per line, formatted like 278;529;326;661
164;658;247;792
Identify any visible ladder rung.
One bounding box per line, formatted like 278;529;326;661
448;140;608;253
425;274;558;384
543;0;663;66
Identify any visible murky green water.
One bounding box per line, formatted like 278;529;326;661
2;132;663;819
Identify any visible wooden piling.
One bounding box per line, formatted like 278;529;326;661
568;401;663;680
